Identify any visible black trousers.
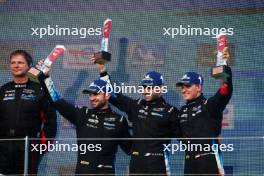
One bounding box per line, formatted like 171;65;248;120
184;153;224;175
0;139;41;175
129;154;168;175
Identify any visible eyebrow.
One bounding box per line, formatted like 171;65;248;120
10;60;25;63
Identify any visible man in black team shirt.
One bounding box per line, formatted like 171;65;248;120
176;47;233;175
91;58;180;175
37;59;131;175
0;50;57;175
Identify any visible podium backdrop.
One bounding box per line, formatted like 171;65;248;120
0;0;263;175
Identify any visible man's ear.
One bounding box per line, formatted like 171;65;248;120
160;85;164;91
197;84;202;93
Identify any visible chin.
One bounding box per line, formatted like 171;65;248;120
183;96;190;101
91;104;97;109
144;96;152;101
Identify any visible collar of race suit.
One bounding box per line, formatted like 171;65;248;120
186;94;206;105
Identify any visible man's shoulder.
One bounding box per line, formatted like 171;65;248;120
77;106;89;114
160;98;178;113
0;82;16;94
110;110;123;118
136;98;144;105
1;81;13;89
108;111;127;124
1;80;41;89
167;105;178;113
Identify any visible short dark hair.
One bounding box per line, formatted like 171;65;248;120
9;50;33;66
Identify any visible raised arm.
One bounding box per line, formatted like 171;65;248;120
37;60;82;126
207;47;233;114
90;56;138;120
39;96;57;145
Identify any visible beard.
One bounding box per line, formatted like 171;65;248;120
91;99;108;109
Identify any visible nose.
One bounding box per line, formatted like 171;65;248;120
11;62;19;67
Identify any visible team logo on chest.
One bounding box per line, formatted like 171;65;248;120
192;105;202;116
86;114;99;128
104;117;116;122
88;118;99;124
3;90;15;101
21;89;36;100
103;122;116;130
